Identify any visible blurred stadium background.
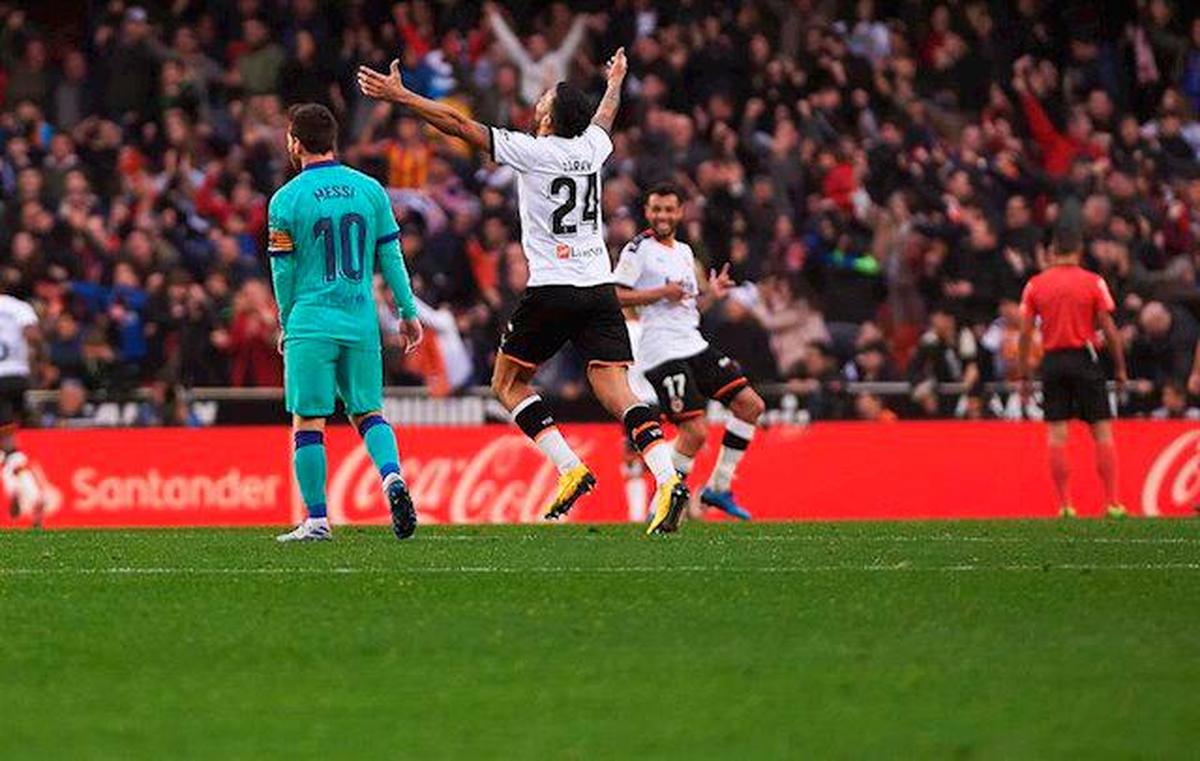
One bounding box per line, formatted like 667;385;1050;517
0;0;1199;528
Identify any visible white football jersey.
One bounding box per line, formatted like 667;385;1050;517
490;124;613;287
0;295;37;378
613;232;709;370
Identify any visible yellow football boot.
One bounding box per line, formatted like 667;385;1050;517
647;473;690;535
543;464;596;520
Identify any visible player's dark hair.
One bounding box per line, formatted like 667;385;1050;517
645;183;685;204
551;82;594;139
1052;225;1083;256
288;103;338;154
1052;198;1083;256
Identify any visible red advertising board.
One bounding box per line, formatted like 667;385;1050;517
3;421;1198;528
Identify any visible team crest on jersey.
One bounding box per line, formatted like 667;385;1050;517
555;243;571;260
670;398;684;413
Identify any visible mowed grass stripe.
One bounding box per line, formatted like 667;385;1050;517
3;562;1200;575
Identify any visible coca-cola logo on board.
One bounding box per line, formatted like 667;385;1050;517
1141;430;1200;517
327;433;595;524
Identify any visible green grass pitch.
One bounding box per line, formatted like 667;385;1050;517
2;520;1198;759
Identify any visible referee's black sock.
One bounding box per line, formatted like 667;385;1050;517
512;395;581;474
622;404;674;484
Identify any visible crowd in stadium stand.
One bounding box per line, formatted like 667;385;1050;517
2;0;1200;422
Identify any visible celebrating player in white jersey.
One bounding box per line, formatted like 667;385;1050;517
358;48;689;533
613;185;766;520
0;293;44;526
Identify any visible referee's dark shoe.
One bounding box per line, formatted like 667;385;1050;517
384;473;417;540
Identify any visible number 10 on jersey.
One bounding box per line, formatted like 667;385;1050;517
314;213;367;282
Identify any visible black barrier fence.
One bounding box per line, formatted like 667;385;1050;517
22;381;1165;428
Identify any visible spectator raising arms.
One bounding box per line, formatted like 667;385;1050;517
0;1;1196;423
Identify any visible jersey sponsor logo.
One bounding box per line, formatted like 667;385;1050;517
312;184;356;201
555;243;571;259
1141;429;1200;517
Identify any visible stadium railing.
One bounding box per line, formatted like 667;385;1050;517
24;381;1143;427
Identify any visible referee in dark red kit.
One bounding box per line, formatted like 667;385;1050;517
1018;222;1128;518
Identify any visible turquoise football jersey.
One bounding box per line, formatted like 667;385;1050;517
267;160;407;345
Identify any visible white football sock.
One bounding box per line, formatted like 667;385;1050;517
708;417;756;492
536;428;582;475
642;442;676;485
671;443;695;476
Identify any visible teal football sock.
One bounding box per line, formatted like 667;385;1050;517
293;430;328;519
358;414;401;480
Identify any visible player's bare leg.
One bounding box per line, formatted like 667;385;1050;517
587;364;688;533
493;353;594;520
1090;420;1125;518
1046;422;1074;517
350;410;416;539
699;387;764;521
277;415;332;542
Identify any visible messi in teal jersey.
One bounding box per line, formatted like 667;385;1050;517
270;103;421;543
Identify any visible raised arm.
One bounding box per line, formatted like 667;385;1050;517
486;6;533;70
554;15;588;63
591;47;627;133
357;60;491;154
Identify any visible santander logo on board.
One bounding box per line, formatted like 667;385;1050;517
1141;430;1200;517
326;434;596;524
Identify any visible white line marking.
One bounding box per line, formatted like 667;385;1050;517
729;535;1200;545
1;563;1198;576
411;534;1200;546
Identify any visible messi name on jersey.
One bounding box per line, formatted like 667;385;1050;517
312;184;356;201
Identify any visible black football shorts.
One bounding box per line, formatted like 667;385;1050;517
643;346;748;421
499;284;634;368
1040;348;1111;423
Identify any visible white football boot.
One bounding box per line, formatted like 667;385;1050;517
275;517;332;543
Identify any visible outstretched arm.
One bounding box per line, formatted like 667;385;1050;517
616;282;686;307
357;60;491;154
591;47;627;133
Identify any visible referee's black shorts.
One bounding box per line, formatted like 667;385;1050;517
1040;348;1111;423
